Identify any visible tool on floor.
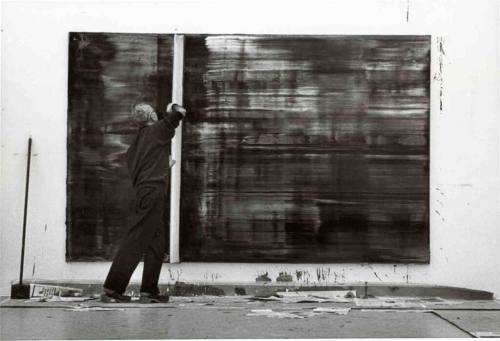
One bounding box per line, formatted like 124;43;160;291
11;137;33;299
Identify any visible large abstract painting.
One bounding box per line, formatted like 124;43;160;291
180;35;430;263
67;32;173;260
67;33;430;263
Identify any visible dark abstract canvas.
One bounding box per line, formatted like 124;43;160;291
67;32;173;260
67;33;430;263
180;35;430;263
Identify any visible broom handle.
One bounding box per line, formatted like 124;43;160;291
19;137;32;285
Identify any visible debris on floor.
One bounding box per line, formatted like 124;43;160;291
312;307;351;315
64;304;125;312
361;309;433;313
3;296;498;339
420;297;464;306
170;282;225;296
354;296;463;308
250;290;356;303
246;306;351;319
355;297;426;308
246;309;306;319
249;296;335;303
194;302;214;306
302;290;356;299
28;296;95;303
234;287;246;295
277;290;355;301
471;331;500;338
30;284;83;298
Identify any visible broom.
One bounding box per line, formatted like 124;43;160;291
11;137;32;299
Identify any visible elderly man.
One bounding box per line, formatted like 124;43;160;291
102;102;186;303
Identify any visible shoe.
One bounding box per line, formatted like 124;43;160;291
100;288;131;303
139;292;169;303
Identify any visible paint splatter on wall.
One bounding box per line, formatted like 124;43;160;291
67;33;173;260
180;35;430;263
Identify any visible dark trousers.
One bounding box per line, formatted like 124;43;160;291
104;185;169;294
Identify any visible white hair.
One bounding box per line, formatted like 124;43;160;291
131;103;157;127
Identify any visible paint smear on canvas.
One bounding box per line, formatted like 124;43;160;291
66;32;173;260
180;35;430;263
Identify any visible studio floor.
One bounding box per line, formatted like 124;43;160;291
1;295;500;339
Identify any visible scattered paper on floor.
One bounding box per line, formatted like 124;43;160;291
29;296;95;303
30;284;83;298
313;307;351;315
246;306;351;319
276;290;355;300
471;331;500;338
64;304;125;312
251;290;355;303
361;309;432;313
355;297;426;308
246;309;304;319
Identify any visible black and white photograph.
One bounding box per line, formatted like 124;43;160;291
1;0;499;339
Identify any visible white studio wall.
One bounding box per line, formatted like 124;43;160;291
1;0;499;296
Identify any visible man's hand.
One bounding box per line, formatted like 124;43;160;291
166;103;187;117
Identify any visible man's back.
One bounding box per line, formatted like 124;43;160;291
127;112;183;189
